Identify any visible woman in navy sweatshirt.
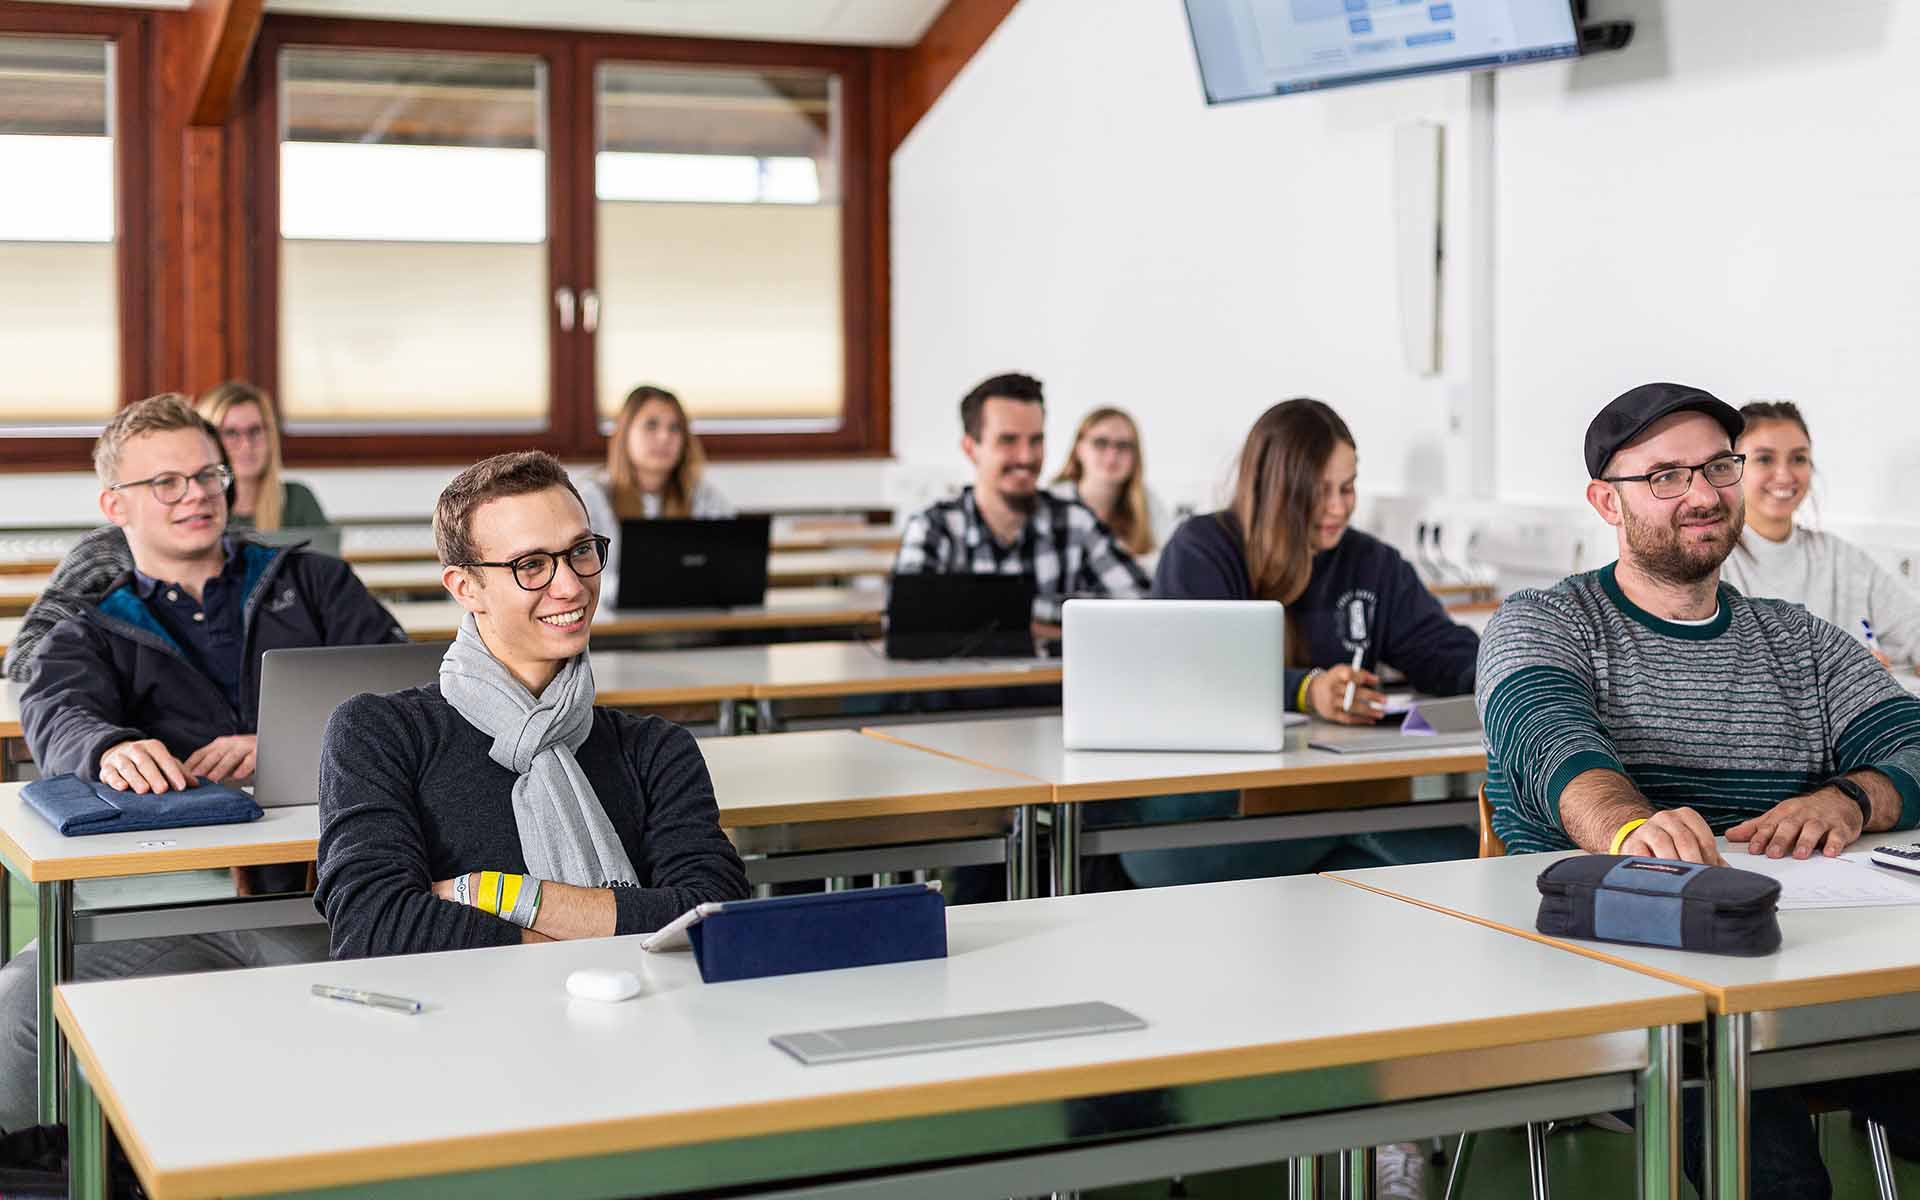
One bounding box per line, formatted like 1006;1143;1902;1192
1114;398;1480;886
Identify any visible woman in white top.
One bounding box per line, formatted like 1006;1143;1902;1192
577;385;733;606
1721;400;1920;667
1048;407;1173;571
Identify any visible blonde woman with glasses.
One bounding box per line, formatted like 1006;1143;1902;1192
1050;407;1174;569
575;385;733;607
196;381;327;531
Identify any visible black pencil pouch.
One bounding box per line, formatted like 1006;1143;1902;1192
1536;855;1782;956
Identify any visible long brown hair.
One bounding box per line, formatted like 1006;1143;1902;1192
606;385;706;519
1053;407;1155;555
1228;398;1356;604
196;381;285;530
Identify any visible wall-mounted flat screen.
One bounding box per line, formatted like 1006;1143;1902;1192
1184;0;1579;103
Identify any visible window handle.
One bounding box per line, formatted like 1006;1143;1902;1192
581;288;601;334
554;286;576;332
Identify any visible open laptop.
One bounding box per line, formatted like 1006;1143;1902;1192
615;516;770;610
885;574;1036;660
1062;599;1298;752
253;641;449;806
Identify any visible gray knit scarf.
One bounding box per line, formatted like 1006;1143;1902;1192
438;615;639;889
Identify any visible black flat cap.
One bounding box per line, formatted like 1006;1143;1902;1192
1585;382;1744;479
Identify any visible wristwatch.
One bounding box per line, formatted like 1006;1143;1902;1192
1825;774;1874;829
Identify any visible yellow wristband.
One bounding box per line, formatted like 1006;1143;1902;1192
476;870;506;916
1296;669;1320;714
1610;818;1649;856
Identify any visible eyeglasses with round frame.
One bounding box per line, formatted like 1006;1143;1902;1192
108;464;233;505
457;535;611;592
1601;454;1745;501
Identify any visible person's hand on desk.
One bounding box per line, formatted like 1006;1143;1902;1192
1308;665;1388;725
98;738;191;794
1031;620;1063;645
184;734;257;785
1726;779;1885;859
1619;807;1727;867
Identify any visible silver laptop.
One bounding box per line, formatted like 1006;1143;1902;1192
1062;599;1293;752
253;642;448;806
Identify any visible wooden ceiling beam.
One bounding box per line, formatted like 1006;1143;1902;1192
184;0;267;126
888;0;1019;153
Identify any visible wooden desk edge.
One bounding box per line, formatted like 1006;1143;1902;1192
6;836;319;884
1323;872;1920;1015
720;782;1048;828
754;668;1062;701
61;989;1700;1200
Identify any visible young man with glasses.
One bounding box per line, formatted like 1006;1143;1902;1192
314;451;747;959
1477;381;1920;1197
0;394;402;1132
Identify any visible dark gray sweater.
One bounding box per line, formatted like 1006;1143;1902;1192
315;684;749;960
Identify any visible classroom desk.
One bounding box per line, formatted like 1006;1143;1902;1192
864;714;1485;896
353;549;895;598
1326;834;1920;1200
382;587;885;643
0;731;1046;1127
55;874;1701;1200
0;573;41;617
700;730;1049;893
0;616;20;654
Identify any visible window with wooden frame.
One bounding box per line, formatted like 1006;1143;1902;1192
0;2;149;467
248;17;889;467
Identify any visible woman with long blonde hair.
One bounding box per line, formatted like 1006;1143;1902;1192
576;385;733;606
1049;407;1172;564
195;381;327;531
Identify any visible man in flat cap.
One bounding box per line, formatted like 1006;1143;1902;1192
1475;381;1920;1196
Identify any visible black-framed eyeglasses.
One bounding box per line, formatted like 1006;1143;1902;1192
1601;454;1745;501
457;535;610;591
108;464;232;505
1087;436;1137;455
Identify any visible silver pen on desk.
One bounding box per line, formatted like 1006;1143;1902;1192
311;983;423;1014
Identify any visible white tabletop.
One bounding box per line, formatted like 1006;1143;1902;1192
1328;832;1920;1014
604;641;1060;702
866;715;1487;804
384;588;883;641
0;684;18;739
57;874;1700;1199
0;783;319;883
698;729;1046;827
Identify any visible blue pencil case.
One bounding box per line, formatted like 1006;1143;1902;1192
22;773;262;837
641;882;948;983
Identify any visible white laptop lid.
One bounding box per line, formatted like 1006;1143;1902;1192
1062;599;1291;752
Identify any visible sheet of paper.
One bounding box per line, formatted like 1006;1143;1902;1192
1382;694;1416;716
1721;847;1920;910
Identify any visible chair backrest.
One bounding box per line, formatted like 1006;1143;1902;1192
1477;784;1507;859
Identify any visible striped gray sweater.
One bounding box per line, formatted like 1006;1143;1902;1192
1476;563;1920;854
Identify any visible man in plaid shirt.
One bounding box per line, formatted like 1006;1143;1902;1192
893;372;1149;630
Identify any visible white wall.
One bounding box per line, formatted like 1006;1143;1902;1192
890;0;1479;518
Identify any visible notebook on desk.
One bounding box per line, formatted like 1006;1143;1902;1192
1308;695;1483;754
616;516;770;610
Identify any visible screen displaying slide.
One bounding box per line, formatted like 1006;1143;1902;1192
1184;0;1578;104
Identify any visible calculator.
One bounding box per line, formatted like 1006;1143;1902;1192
1869;843;1920;877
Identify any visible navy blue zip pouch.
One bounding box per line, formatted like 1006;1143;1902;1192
1536;855;1781;956
22;773;262;837
643;882;947;983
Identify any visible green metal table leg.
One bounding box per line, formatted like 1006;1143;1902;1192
1344;1146;1377;1198
1050;802;1080;897
68;1056;110;1200
1008;804;1037;900
1637;1024;1681;1199
37;879;71;1124
1290;1154;1323;1198
1705;1012;1748;1200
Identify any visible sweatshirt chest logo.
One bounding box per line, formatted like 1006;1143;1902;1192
1333;588;1378;653
267;587;298;614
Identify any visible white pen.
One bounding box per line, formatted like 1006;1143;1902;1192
311;983;423;1014
1342;643;1364;713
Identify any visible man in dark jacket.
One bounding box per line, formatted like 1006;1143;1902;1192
20;395;402;790
0;394;402;1132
